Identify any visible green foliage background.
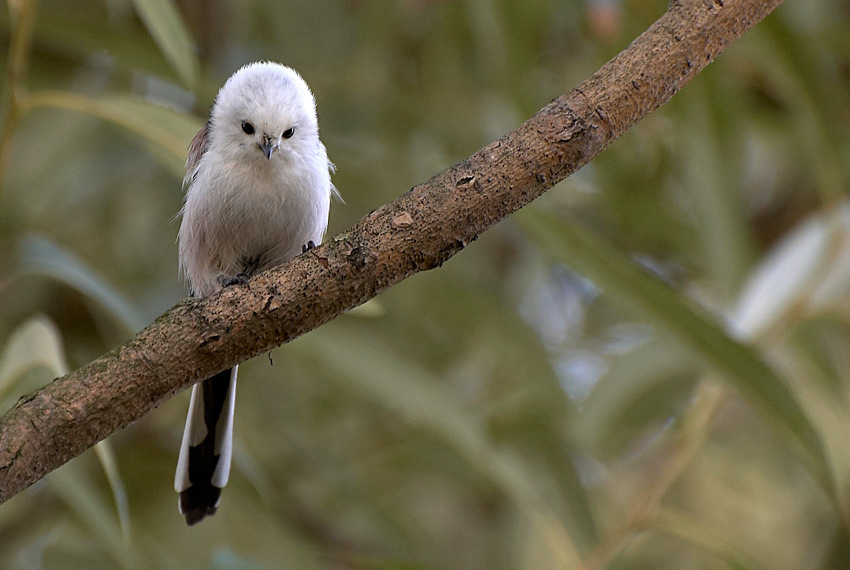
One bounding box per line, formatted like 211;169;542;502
2;0;850;568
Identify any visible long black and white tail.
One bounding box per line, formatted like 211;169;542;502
174;366;238;525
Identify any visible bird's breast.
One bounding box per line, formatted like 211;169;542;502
203;159;328;270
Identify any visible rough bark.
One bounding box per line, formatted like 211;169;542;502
0;0;784;504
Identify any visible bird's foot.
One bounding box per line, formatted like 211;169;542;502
218;272;250;288
302;241;316;253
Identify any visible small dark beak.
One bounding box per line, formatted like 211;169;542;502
259;135;277;160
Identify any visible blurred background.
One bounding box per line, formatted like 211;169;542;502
2;0;850;568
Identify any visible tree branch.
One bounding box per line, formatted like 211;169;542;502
0;0;783;505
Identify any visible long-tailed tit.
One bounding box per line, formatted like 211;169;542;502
174;62;337;525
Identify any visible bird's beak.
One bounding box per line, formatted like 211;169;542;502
259;135;278;160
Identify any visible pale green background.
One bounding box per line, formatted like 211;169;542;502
2;0;850;569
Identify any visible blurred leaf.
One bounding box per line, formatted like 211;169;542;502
93;442;131;544
580;335;699;455
0;314;67;401
12;526;61;570
129;0;198;88
0;317;131;541
731;204;850;340
22;90;202;176
295;326;585;568
754;15;847;205
517;208;832;492
653;509;775;570
15;234;145;333
11;4;176;80
677;75;755;301
49;458;144;570
788;315;850;396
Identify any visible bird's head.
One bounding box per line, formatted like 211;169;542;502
209;62;319;163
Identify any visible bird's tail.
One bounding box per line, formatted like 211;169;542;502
174;366;238;525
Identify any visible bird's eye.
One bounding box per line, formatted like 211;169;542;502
282;127;295;139
241;121;255;135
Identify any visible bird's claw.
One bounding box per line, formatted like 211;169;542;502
218;272;250;288
302;241;316;253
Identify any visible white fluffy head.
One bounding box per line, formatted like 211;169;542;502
209;62;320;163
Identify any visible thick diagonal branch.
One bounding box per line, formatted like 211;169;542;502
0;0;783;504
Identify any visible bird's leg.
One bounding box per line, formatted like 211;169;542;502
301;240;316;253
218;255;261;288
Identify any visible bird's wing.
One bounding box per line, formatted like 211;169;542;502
184;121;211;186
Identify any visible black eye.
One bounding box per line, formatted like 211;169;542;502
282;127;295;139
241;121;255;135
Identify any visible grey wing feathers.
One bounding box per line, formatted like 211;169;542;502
184;122;210;187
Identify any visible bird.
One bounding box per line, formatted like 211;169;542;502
174;61;337;525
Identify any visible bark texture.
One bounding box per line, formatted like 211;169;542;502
0;0;784;504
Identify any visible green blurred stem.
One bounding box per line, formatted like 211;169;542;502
0;0;39;194
580;380;727;570
652;507;772;569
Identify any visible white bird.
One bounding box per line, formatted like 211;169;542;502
174;62;337;525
